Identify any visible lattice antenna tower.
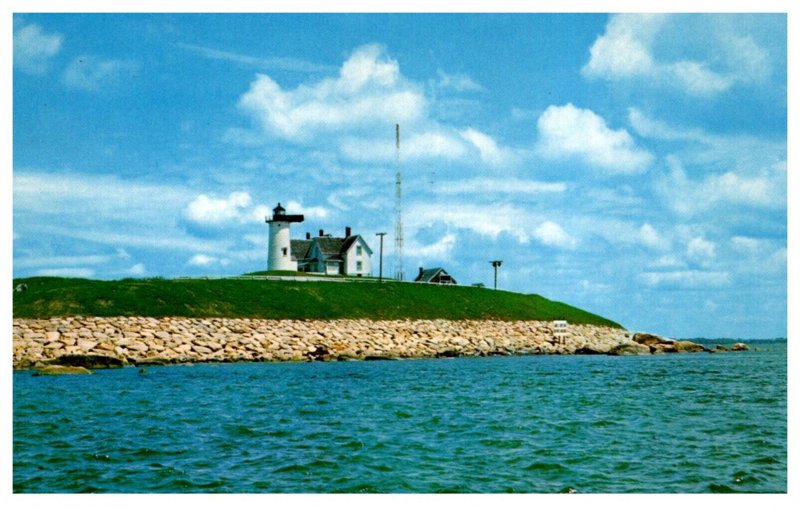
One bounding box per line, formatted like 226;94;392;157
394;123;404;281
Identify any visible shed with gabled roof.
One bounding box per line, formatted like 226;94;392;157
414;267;457;285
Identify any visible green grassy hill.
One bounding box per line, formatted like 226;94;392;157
12;276;622;327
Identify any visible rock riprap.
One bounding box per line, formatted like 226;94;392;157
12;317;711;369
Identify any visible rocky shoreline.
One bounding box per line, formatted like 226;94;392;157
13;317;748;369
13;316;744;372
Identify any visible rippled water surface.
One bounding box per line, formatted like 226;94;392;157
14;342;786;493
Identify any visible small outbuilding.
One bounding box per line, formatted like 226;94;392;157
414;267;457;285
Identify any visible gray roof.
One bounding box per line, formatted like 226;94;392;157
290;240;312;261
292;233;373;263
314;236;345;255
415;267;457;284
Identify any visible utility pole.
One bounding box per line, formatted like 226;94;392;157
394;123;404;281
491;260;503;290
376;232;387;283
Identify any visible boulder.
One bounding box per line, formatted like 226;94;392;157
714;345;729;352
51;354;125;369
35;365;93;376
633;333;674;346
672;341;707;353
731;342;750;351
650;343;677;354
608;343;650;356
574;346;606;355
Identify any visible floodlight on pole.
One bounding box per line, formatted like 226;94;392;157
491;260;503;290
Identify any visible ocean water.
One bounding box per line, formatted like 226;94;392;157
13;342;786;493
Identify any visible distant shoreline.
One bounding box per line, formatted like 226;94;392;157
12;316;732;371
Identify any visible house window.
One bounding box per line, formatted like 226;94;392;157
356;246;362;256
357;261;363;271
282;247;288;257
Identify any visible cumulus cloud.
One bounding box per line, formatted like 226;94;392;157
237;44;426;142
14;22;63;74
188;254;215;266
63;55;140;91
285;200;329;220
656;156;786;215
408;233;457;261
533;221;576;249
582;13;664;79
537;103;653;174
583;14;772;96
459;128;519;167
184;192;253;226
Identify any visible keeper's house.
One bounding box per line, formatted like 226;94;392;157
266;203;373;277
294;228;373;277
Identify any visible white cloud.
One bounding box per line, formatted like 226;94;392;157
285;200;329;220
731;236;762;252
14;170;227;254
582;14;663;79
408;233;457;261
184;192;253;225
127;263;146;275
63;55;140;91
435;69;484;92
638;270;731;288
178;42;333;73
188;254;216;267
583;14;772;96
14;23;63;75
668;60;733;96
533;221;576;249
537;103;653;174
639;223;669;251
687;237;716;263
188;254;231;267
648;255;685;269
628;107;704;141
657;156;786;215
406;202;530;243
459;128;518;167
237;44;426;141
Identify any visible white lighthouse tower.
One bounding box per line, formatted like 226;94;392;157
266;203;304;271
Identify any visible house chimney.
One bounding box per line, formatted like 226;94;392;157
306;232;310;240
345;226;352;237
319;229;324;237
419;267;424;278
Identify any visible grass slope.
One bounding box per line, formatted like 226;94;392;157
12;276;622;327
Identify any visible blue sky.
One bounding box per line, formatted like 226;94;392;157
11;12;788;339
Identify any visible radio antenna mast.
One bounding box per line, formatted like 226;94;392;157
394;123;404;281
